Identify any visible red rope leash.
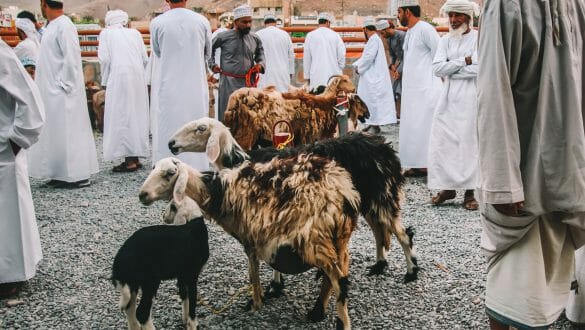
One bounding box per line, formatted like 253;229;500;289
220;66;262;88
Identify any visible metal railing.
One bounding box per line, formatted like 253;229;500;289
1;25;450;57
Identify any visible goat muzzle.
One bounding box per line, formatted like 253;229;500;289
168;140;180;155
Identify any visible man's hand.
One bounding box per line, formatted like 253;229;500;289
465;56;473;65
9;139;21;156
212;65;221;73
492;201;525;216
253;64;264;74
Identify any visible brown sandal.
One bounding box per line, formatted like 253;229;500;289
431;190;456;205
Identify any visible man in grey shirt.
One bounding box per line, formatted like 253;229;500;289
378;20;405;119
209;4;265;121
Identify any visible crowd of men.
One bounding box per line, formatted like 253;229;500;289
1;0;584;328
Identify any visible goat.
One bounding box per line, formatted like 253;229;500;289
168;118;419;280
112;197;208;330
139;156;361;329
223;75;370;150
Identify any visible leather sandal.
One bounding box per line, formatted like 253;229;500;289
403;168;428;177
431;190;456;205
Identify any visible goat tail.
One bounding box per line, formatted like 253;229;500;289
115;281;132;312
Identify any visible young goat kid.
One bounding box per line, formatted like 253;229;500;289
139;156;361;329
112;197;208;330
168;118;419;280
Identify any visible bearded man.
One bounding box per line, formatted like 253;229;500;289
427;0;480;210
209;4;265;121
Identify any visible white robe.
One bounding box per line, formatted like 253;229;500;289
478;0;585;326
353;33;396;126
256;26;295;92
428;31;478;190
303;27;345;90
398;21;442;168
210;27;228;120
0;41;45;283
14;38;39;63
150;8;211;170
27;15;99;182
98;27;149;161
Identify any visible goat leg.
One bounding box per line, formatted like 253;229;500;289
186;276;199;330
244;252;263;311
264;270;285;299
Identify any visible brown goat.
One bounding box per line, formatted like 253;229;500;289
92;90;106;132
139;156;361;329
223;75;370;150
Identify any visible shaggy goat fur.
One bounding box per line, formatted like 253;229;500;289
112;199;208;330
168;118;419;280
139;156;361;329
222;75;370;150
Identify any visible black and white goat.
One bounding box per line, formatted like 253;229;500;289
168;117;418;280
112;197;208;330
139;156;361;329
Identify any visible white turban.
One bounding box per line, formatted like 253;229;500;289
439;0;481;18
396;0;420;7
318;12;332;22
362;17;376;28
105;10;128;28
233;5;252;20
15;18;40;46
375;20;390;30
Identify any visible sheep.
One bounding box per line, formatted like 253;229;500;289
139;156;361;329
112;196;208;330
222;75;370;150
168;118;419;281
92;89;106;132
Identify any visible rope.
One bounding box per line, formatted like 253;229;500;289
220;66;262;88
334;92;350;117
196;285;253;315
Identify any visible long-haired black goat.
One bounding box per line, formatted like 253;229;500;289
168;118;419;281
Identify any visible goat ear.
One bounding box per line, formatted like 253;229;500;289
206;129;222;163
173;165;189;203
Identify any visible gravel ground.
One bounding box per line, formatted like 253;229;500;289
0;125;573;329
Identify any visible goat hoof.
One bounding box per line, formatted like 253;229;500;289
307;304;326;322
314;269;324;281
264;280;285;299
366;260;388;276
244;298;262;311
404;266;420;283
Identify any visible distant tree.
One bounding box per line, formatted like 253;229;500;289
71;15;99;24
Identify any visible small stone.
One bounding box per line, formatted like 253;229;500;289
6;299;25;307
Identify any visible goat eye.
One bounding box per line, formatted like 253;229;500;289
196;125;206;132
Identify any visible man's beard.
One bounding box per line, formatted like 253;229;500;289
449;22;468;39
239;27;251;35
399;17;408;27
